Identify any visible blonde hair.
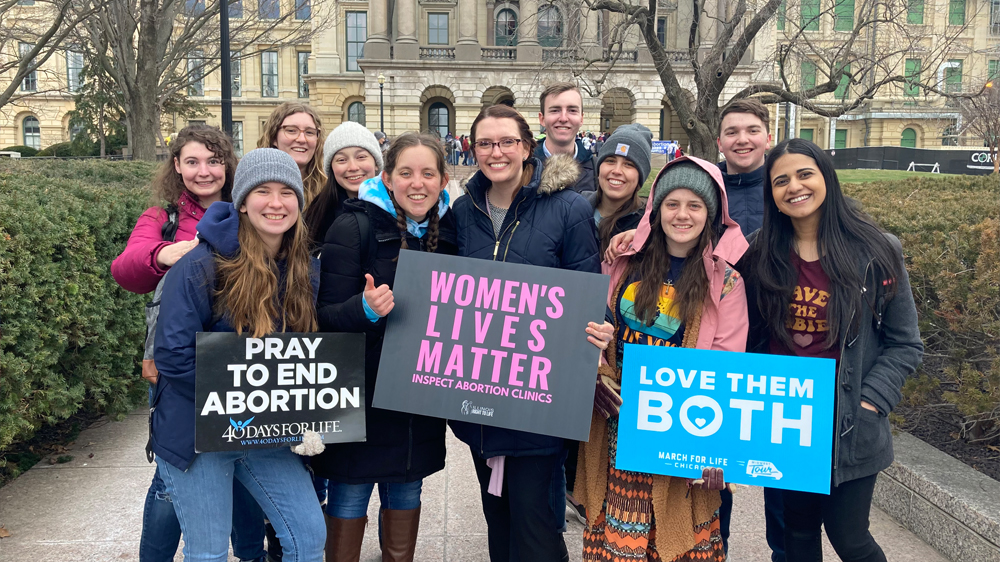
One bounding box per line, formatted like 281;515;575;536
258;102;327;207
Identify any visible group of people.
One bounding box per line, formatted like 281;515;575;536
110;82;923;562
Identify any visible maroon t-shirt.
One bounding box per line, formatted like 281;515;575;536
769;252;841;361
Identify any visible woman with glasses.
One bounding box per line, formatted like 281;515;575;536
450;104;613;562
742;139;922;562
258;102;326;208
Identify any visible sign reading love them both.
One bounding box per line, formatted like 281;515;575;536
616;345;836;494
374;251;610;441
195;332;367;452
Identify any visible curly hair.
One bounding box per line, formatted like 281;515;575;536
152;125;236;206
258;102;327;206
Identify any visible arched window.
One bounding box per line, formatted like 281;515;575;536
428;102;449;139
900;127;917;148
23;116;41;149
538;5;563;47
348;101;366;125
496;8;517;46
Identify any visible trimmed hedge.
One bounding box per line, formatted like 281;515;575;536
0;159;157;454
1;146;39;157
36;143;75;157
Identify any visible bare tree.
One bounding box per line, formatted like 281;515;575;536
958;83;1000;174
74;0;330;160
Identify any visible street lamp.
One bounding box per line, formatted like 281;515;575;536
378;73;386;135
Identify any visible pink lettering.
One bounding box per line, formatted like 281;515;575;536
528;319;546;352
474;311;493;344
417;340;443;374
518;283;539;315
470;347;488;380
508;353;527;387
546;287;564;319
490;350;508;383
451;308;463;340
455;275;475;306
501;280;518;312
426;305;441;337
530;356;551;390
500;315;519;348
430;271;455;303
444;345;464;378
475;277;501;310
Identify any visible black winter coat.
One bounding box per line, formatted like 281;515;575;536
308;183;351;251
310;198;458;483
449;154;601;459
718;160;765;236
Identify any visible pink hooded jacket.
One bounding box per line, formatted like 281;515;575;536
110;190;206;294
604;155;750;351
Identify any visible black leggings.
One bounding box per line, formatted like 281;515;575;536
783;473;885;562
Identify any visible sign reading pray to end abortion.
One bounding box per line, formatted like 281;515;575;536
616;345;836;494
195;332;366;452
373;251;610;441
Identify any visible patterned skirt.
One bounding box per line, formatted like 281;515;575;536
582;418;725;562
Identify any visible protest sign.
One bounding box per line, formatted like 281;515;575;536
616;344;836;494
373;250;609;441
652;140;671;154
195;332;366;452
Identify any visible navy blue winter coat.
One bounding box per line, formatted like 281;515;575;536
718;160;765;235
449;154;601;458
151;202;320;471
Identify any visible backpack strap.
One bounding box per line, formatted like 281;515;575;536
160;204;180;242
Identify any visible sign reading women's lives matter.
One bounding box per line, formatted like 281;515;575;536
616;345;836;494
373;251;610;441
195;332;366;452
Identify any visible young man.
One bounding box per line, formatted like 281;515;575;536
535;82;599;193
717;98;772;236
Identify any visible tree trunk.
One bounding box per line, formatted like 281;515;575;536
992;142;998;175
129;0;161;161
98;103;106;157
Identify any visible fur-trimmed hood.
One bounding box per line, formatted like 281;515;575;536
463;154;580;203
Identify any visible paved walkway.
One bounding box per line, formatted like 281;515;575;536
0;410;950;561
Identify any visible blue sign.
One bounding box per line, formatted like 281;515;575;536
652;140;671;154
616;345;836;494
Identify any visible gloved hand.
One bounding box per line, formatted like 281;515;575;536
594;374;622;419
687;467;725;491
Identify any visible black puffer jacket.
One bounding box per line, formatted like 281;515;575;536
311;198;458;483
583;189;644;252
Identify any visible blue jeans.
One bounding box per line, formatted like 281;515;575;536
325;480;423;519
156;449;325;562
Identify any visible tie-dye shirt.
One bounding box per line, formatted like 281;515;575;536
613;256;687;362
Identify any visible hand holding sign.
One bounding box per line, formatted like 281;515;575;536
687;467;726;491
586;321;614;351
364;274;394;317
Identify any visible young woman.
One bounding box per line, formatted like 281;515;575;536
310;133;456;562
258;102;326;207
151;148;326;562
744;139;922;561
576;156;747;562
450;104;613;562
304;121;384;248
111;125;272;562
585;123;651;254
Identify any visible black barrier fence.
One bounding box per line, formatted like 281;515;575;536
825;146;996;175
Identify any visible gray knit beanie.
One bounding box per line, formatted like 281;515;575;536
322;121;384;177
597;123;653;187
232;148;305;211
651;161;719;222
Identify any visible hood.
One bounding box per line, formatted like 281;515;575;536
604;155;748;303
196;201;242;258
358;175;450;239
465;154;580;201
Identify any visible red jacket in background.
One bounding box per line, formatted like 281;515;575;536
111;190;207;294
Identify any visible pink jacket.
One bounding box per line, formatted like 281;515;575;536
111;190;206;294
604;155;750;352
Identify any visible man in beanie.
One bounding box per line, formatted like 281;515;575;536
534;82;599;193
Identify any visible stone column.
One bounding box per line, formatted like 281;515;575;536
312;2;341;72
395;0;419;60
364;0;391;60
581;5;602;60
518;0;542;61
456;0;481;61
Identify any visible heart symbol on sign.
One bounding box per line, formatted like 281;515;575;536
695;418;708;428
793;333;813;347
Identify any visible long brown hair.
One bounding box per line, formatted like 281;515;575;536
214;213;317;338
594;162;645;253
258;102;326;207
470;104;537;188
627;210;715;329
383;132;448;254
153;125;236;206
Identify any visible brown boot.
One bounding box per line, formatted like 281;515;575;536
324;514;367;562
380;506;421;562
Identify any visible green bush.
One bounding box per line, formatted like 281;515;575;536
1;146;39;157
35;143;75;157
0;159;157;452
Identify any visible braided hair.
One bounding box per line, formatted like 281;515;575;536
390;194;440;255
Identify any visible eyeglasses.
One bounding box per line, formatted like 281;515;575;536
474;138;522;154
280;126;319;140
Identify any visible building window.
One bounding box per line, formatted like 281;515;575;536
945;59;963;93
906;0;923;23
799;129;814;142
990;0;1000;35
259;0;279;19
231;55;242;97
69;123;83;143
834;0;854;30
989;60;999;81
942;123;958;145
656;17;666;45
18;0;35;4
346;11;367;72
900;128;917;147
428;102;449;139
19;43;36;92
948;0;965;25
188;51;204;96
232;121;244;157
294;0;310;20
428;13;449;45
230;0;243;18
904;59;920;97
538;5;564;47
261;51;278;97
835;129;847;149
834;63;851;99
776;0;786;30
185;0;205;14
496;8;517;46
800;0;820;30
800;60;816;91
298;51;309;98
67;51;84;93
348;101;366;125
23;116;41;149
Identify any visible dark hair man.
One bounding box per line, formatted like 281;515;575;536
535;82;599;193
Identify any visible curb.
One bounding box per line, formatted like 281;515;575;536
873;431;1000;562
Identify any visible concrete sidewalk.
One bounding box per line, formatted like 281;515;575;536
0;410;950;561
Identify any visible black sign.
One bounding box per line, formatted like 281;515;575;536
827;146;995;175
195;332;366;452
373;251;609;441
